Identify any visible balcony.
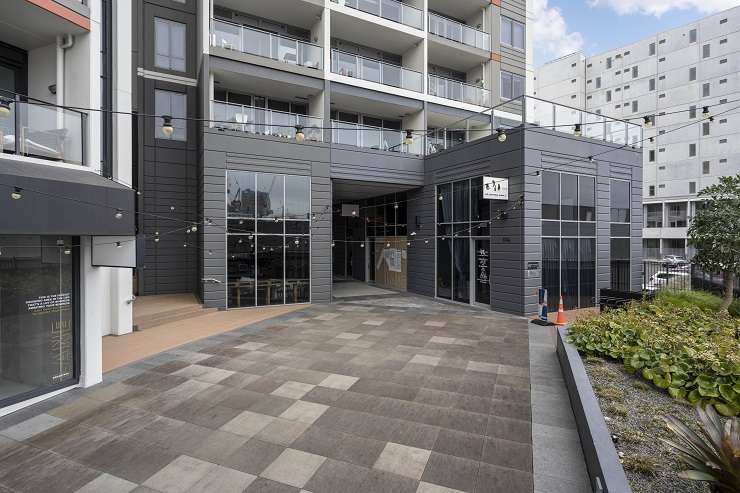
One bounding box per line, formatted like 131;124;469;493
428;75;490;107
332;120;422;154
428;13;489;51
331;0;423;30
331;50;423;93
211;101;323;142
0;96;86;166
211;18;323;70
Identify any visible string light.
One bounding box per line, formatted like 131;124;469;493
10;187;22;200
643;115;653;128
294;125;305;142
573;123;582;137
64;246;71;255
161;115;174;137
496;128;507;143
170;206;175;211
702;106;711;118
208;249;213;255
360;242;364;248
114;209;123;219
403;130;413;146
191;224;198;232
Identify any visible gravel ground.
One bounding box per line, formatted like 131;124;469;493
583;357;712;493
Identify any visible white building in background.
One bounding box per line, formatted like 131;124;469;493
0;0;135;416
534;5;740;259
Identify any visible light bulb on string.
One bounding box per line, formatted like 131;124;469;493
161;115;174;137
0;98;11;118
294;125;305;142
403;130;413;146
573;123;582;137
115;241;122;248
496;128;507;143
114;209;123;219
10;187;22;200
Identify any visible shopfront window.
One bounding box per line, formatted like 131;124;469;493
0;236;77;407
610;179;631;291
227;171;310;307
540;172;597;309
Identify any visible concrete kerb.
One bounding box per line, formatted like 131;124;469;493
556;326;632;493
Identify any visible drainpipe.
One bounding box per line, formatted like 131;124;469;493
56;35;74;128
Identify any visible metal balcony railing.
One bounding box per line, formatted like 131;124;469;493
331;50;423;92
428;75;490;107
212;101;324;142
428;13;490;51
331;120;422;154
0;95;86;166
331;0;423;30
211;19;323;70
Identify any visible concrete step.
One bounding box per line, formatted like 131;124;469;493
134;305;218;331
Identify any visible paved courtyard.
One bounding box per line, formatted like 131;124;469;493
0;297;536;493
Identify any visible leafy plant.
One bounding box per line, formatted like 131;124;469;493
688;175;740;318
662;405;740;493
568;299;740;416
655;290;740;318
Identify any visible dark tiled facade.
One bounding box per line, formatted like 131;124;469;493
0;297;533;492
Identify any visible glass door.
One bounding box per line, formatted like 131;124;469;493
472;239;490;306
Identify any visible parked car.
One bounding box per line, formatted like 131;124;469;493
643;271;691;292
662;255;690;268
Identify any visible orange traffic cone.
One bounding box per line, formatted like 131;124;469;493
554;294;567;326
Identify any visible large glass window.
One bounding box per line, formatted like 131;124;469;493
541;172;597;309
501;17;525;50
154;90;186;141
0;236;77;407
501;71;525;100
610;179;631;291
227;172;310;307
154;17;186;72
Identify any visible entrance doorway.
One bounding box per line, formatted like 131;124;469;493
436;236;490;307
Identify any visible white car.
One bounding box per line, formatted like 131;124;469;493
662;255;689;268
643;271;691;292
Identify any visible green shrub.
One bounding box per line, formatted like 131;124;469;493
568;299;740;416
654;289;740;318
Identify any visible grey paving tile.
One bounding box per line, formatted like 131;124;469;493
304;458;369;493
142;455;215;492
74;473;138;493
357;469;418;493
432;429;484;461
373;442;431;480
260;448;326;488
188;464;257;492
0;413;65;441
474;464;533;493
421;452;480;493
222;439;285;475
244;478;299;493
481;437;533;473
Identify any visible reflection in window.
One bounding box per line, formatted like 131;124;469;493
541;171;560;220
610;179;630;222
154;90;187;141
610;179;631;291
154;17;186;72
226;171;310;307
561;174;578;221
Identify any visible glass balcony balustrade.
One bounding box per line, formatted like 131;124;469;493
331;50;422;93
212;101;324;142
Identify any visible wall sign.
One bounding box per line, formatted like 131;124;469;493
483;177;508;200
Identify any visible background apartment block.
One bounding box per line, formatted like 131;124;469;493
534;6;740;259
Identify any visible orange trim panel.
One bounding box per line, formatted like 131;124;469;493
25;0;90;31
491;0;501;6
491;52;502;62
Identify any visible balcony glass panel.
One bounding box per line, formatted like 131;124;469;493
333;0;423;30
428;13;490;50
212;101;323;142
330;50;422;92
331;120;421;154
211;19;323;70
0;98;85;166
428;75;490;106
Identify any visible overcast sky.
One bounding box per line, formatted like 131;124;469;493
532;0;740;66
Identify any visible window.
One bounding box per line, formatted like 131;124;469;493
689;143;696;157
501;17;525;50
720;78;727;84
720;18;727;24
154;17;186;72
632;101;638;113
689;105;697;119
649;78;656;91
606;90;612;102
689;29;697;43
703;44;710;58
667;202;687;227
649;149;656;162
541;172;597;310
632;66;638;78
703;161;710;174
645;204;662;227
154;89;186;141
689;182;696;194
703;83;710;97
227;171;311;307
649;42;656;55
0;236;77;408
689;67;696;81
595;77;601;89
720;38;727;44
702;122;710;136
720;138;727;144
648;185;655;197
659;39;666;44
610;179;631;291
606;57;612;69
720;58;727;64
501;71;525;99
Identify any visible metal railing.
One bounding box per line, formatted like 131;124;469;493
331;119;422;154
0;95;86;166
331;50;423;92
428;13;490;51
428;74;490;106
331;0;423;30
211;19;323;70
212;101;324;142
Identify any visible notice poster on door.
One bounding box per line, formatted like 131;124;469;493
476;248;489;285
475;240;491;305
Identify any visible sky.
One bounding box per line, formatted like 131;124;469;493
532;0;740;66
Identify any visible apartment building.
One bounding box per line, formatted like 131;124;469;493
534;6;740;260
0;0;135;414
132;0;642;316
